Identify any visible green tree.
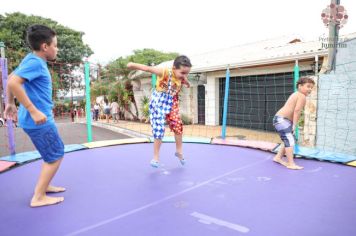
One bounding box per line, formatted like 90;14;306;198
128;48;178;66
140;96;150;123
102;48;178;120
103;57;131;81
0;12;93;70
0;12;93;99
107;81;137;120
90;80;110;102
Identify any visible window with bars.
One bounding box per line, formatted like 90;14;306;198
219;71;314;131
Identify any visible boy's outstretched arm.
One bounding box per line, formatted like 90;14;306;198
292;95;306;131
127;62;163;77
6;75;47;125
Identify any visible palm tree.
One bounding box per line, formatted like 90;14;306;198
104;58;139;120
140;96;150;123
124;80;139;120
108;81;138;120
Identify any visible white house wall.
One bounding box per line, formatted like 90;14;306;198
129;79;152;120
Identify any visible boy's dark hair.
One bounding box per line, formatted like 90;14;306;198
173;55;192;69
26;24;56;51
297;76;315;88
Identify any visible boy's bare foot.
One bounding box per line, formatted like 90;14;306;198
46;185;66;193
30;195;64;207
286;164;304;170
273;157;288;167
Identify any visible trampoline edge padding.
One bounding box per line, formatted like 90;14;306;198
82;137;151;148
0;161;16;172
347;160;356;167
149;136;212;144
0;150;42;164
212;138;278;152
0;144;88;164
273;144;356;164
64;144;88;153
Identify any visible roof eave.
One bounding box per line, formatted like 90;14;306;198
191;50;328;73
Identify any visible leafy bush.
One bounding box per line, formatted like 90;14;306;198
180;114;192;125
141;96;150;122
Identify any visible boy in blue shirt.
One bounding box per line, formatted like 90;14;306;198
5;25;65;207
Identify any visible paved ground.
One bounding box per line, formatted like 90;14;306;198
0;122;130;157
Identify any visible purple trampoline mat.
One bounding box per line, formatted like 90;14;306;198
1;143;356;236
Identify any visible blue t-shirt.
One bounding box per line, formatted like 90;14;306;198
14;53;54;129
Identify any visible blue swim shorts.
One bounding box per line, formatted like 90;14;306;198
23;124;64;163
272;115;296;147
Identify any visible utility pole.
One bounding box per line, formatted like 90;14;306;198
0;42;5;118
327;0;340;72
322;0;348;72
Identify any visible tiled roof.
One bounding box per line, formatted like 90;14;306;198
130;33;356;78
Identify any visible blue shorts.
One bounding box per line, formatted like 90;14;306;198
273;116;296;147
23;124;65;163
